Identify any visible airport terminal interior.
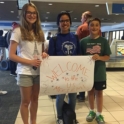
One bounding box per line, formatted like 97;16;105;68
15;71;124;124
1;0;124;124
1;68;124;124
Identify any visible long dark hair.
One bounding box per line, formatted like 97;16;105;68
57;12;72;33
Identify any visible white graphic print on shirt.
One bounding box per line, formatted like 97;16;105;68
62;41;76;55
86;43;101;54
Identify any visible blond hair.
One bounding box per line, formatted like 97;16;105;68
20;2;44;42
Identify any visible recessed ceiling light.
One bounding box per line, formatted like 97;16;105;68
95;5;99;7
48;3;52;5
11;11;14;13
66;10;73;13
46;12;50;14
61;11;66;13
74;18;77;19
0;2;4;4
61;10;73;13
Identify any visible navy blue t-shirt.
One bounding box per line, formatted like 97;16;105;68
48;33;80;56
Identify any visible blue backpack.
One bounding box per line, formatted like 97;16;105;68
0;36;8;48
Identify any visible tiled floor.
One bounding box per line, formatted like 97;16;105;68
15;71;124;124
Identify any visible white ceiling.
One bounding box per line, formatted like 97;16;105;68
2;0;124;3
1;0;124;31
32;0;124;4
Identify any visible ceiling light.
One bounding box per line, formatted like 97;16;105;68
115;14;119;15
95;5;99;7
46;12;50;14
0;2;4;4
61;11;66;13
66;10;73;13
74;18;77;20
11;11;14;13
61;10;73;13
45;17;48;19
48;3;52;5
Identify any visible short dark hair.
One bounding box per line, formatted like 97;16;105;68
88;17;101;26
57;12;72;26
0;30;3;36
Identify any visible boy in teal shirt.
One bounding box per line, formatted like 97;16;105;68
80;18;111;124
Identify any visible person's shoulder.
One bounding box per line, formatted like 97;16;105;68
80;36;89;43
12;27;22;38
80;22;88;27
82;36;90;40
70;32;76;36
81;23;88;30
99;36;108;42
76;24;83;31
13;27;21;33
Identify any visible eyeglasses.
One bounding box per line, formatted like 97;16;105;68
26;11;37;16
59;19;70;23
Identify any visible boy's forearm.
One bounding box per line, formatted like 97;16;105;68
100;55;110;61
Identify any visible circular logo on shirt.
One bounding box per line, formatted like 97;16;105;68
62;41;76;55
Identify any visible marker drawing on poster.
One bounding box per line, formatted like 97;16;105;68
40;56;94;95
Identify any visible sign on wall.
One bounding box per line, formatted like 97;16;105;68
40;56;94;95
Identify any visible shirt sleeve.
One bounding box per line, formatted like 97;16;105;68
10;27;21;43
80;39;84;55
48;37;56;55
103;38;112;56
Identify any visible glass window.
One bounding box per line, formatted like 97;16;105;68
113;31;115;39
104;32;109;40
120;30;123;40
116;31;119;40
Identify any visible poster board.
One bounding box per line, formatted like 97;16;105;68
40;56;94;95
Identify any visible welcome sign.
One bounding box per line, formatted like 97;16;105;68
40;56;94;95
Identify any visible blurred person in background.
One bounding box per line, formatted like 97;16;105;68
6;22;19;76
76;11;92;102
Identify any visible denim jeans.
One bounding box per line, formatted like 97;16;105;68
79;92;85;98
56;93;77;119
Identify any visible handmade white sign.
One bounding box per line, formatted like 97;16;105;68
40;56;94;95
